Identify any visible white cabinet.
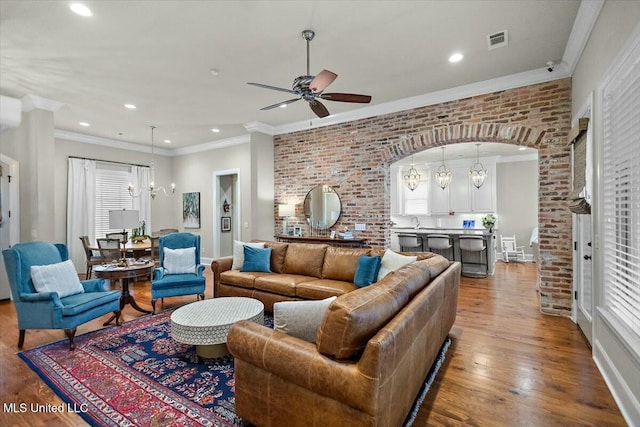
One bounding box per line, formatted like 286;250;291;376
428;158;496;214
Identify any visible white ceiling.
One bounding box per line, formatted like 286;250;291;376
0;0;585;153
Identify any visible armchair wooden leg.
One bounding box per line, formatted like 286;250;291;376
151;299;157;315
18;329;25;348
64;328;77;350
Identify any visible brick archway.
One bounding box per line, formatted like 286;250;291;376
384;123;571;317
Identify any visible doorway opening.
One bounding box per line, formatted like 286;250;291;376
0;154;20;300
213;170;240;259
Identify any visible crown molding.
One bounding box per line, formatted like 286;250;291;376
562;0;604;75
243;121;275;135
21;94;65;112
171;134;250;156
273;67;570;136
497;153;539;163
54;130;172;156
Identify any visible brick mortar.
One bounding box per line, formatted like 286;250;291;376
274;78;572;317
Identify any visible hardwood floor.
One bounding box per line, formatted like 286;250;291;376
0;262;626;426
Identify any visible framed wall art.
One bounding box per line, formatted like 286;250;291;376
183;192;201;229
221;216;231;232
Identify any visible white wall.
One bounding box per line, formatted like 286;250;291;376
496;160;538;256
571;1;640;425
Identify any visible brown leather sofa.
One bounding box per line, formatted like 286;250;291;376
211;241;440;312
221;242;460;426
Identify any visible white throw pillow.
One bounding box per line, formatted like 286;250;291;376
232;240;265;270
163;247;196;274
274;296;337;343
30;259;84;298
377;249;417;281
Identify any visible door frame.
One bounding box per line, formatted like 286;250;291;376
0;154;20;300
212;169;240;259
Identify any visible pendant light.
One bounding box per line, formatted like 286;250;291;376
403;155;421;191
128;126;175;199
434;147;452;190
469;143;488;189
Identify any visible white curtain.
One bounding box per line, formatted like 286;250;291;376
66;158;96;272
131;166;152;233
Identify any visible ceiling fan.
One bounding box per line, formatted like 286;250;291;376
247;30;372;118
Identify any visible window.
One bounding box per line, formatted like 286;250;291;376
601;36;640;341
95;163;134;238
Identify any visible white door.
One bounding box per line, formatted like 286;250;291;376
574;213;593;346
0;160;12;300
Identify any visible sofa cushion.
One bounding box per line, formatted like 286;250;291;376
30;260;84;298
241;246;272;273
283;243;328;278
255;274;314;297
295;279;357;300
321;247;370;282
232;240;265;270
377;249;417;281
220;270;271;289
316;260;431;359
274;296;337;343
353;255;382;287
263;241;289;273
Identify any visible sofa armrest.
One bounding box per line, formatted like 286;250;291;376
211;256;233;298
228;320;376;414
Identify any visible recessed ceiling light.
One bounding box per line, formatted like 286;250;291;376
69;3;93;17
449;52;464;63
279;104;287;108
79;121;90;127
211;128;220;133
164;139;171;144
209;69;220;76
519;146;527;151
124;104;136;109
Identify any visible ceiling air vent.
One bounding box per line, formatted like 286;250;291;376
487;30;508;50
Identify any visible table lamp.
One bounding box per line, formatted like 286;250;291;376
109;209;140;235
278;204;295;235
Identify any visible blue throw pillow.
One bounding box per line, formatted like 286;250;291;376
241;246;272;273
353;255;382;287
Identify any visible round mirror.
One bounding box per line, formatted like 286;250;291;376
303;185;342;230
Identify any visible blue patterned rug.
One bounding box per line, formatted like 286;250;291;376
19;309;450;426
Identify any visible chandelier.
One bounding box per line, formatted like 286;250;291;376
434;147;452;190
403;156;421;191
128;126;175;199
469;143;488;189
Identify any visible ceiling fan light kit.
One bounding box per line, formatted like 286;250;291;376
247;29;372;118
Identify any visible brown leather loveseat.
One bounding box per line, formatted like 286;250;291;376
219;242;461;426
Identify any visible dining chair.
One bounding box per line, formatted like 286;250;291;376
79;236;102;278
106;231;128;243
97;238;122;262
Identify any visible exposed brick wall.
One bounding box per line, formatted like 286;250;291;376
274;78;572;316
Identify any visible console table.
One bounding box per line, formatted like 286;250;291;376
275;235;367;248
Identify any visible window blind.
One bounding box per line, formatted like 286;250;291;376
404;179;429;215
95;164;134;238
601;38;640;338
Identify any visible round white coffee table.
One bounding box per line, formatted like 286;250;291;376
170;297;264;360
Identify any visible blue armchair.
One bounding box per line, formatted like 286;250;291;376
151;232;206;313
2;241;122;350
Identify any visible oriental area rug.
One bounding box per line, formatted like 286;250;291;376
19;310;450;427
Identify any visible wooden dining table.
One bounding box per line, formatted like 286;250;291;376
89;239;152;259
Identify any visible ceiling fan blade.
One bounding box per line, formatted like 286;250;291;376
260;98;301;111
309;100;330;118
321;93;372;103
310;69;337;93
247;82;297;95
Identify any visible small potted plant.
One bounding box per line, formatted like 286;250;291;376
131;220;150;243
482;214;496;233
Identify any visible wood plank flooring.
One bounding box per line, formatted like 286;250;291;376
0;262;626;426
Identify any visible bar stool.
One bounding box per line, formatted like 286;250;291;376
459;235;488;278
398;234;423;252
426;234;454;260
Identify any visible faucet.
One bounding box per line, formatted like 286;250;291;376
410;216;420;229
